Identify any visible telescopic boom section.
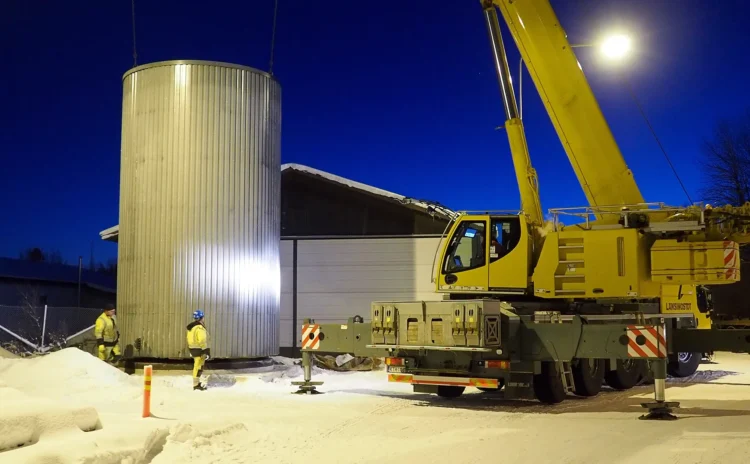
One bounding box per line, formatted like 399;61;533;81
491;0;645;220
482;3;543;225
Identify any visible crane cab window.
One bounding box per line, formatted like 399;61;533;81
443;221;486;273
489;217;521;262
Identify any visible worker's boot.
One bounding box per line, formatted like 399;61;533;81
193;384;207;391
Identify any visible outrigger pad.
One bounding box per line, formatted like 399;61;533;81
291;380;324;395
638;401;680;421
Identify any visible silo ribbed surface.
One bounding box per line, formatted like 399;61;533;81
118;60;281;359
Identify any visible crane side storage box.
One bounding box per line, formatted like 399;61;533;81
371;300;504;348
650;239;740;285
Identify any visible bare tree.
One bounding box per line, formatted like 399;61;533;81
7;285;68;353
19;247;46;263
18;247;67;265
700;110;750;207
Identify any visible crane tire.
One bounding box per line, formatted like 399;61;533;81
436;386;465;398
667;352;701;378
534;361;566;404
572;358;605;397
604;359;645;390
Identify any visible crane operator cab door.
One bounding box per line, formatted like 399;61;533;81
438;214;530;295
487;215;530;293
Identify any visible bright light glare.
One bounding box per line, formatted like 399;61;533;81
600;34;631;60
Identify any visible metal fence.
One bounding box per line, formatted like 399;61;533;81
0;305;102;354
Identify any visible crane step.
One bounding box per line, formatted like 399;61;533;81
559;361;575;394
558;245;583;249
559;260;584;264
554;274;585;279
555;289;585;295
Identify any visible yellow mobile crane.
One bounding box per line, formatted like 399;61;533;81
294;0;750;412
433;0;748;380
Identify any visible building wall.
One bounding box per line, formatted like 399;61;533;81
281;173;448;236
0;279;112;348
0;279;114;308
279;236;445;352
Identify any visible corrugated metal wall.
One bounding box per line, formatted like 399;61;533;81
118;60;281;359
279;236;444;350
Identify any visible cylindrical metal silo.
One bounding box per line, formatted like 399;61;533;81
118;60;281;359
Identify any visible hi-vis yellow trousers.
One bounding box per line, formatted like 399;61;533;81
192;355;206;387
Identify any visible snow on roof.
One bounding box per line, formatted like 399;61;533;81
280;163;456;218
99;225;119;241
99;163;456;240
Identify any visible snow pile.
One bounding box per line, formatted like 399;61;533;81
0;347;139;399
260;364;326;384
0;346;18;359
149;423;252;463
270;356;298;367
0;384;101;452
4;346;750;463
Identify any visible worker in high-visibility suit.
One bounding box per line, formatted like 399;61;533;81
95;303;121;363
186;309;210;390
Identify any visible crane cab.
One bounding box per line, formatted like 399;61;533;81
435;213;532;295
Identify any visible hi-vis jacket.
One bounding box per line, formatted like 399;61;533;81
186;321;210;357
94;313;119;346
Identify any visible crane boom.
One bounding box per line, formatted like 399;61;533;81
482;4;543;225
492;0;644;219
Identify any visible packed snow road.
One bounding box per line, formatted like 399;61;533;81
2;350;750;463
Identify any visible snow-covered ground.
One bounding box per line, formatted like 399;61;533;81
2;350;750;464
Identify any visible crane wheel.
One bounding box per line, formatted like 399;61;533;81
667;352;701;378
533;361;566;404
604;359;645;390
436;386;465;398
572;358;605;397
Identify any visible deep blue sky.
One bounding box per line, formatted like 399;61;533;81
2;0;748;264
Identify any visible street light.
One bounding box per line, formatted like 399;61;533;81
515;33;692;204
600;34;632;60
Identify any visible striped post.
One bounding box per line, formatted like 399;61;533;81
142;365;152;418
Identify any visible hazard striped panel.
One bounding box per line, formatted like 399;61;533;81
301;324;321;350
724;241;739;280
387;374;499;389
626;325;667;358
388;374;412;384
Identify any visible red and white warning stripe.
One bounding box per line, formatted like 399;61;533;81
387;374;499;389
301;324;321;350
724;241;738;280
626;325;667;358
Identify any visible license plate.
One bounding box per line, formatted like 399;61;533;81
388;366;405;373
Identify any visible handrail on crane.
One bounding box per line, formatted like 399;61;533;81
549;203;703;231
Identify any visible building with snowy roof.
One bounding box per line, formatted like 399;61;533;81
100;163;454;243
0;258;115;349
101;163;454;358
0;258;116;308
